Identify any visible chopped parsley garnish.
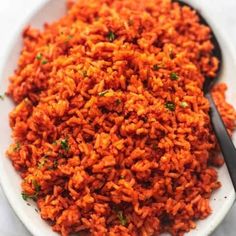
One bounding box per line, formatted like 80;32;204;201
36;53;42;60
180;101;188;108
0;94;5;100
170;72;179;80
165;101;175;111
115;99;122;105
61;138;69;151
32;180;41;193
153;64;160;71
117;211;127;226
21;192;38;201
13;143;20;152
107;31;116;42
36;53;48;64
21;192;30;201
98;90;109;96
42;59;48;65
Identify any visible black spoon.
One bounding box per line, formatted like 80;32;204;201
176;0;236;191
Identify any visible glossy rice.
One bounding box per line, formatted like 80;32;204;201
6;0;236;235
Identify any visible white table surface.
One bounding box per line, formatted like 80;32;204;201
0;0;236;235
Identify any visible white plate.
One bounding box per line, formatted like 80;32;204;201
0;0;235;236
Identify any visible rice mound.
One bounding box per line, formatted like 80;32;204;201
6;0;236;235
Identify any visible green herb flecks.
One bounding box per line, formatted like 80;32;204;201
36;53;48;65
115;99;122;105
153;64;160;71
165;101;175;111
21;192;30;201
21;192;37;201
107;31;116;42
36;53;42;60
42;59;48;65
61;138;69;151
0;94;5;100
170;72;179;80
32;180;41;193
180;101;188;108
117;211;127;226
98;90;109;97
13;143;20;152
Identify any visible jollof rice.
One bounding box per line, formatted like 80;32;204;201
6;0;236;235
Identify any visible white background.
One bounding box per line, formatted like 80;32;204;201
0;0;236;235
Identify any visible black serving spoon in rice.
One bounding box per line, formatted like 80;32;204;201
176;0;236;191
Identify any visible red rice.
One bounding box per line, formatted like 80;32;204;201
6;0;236;235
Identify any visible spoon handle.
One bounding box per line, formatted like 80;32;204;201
206;93;236;191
